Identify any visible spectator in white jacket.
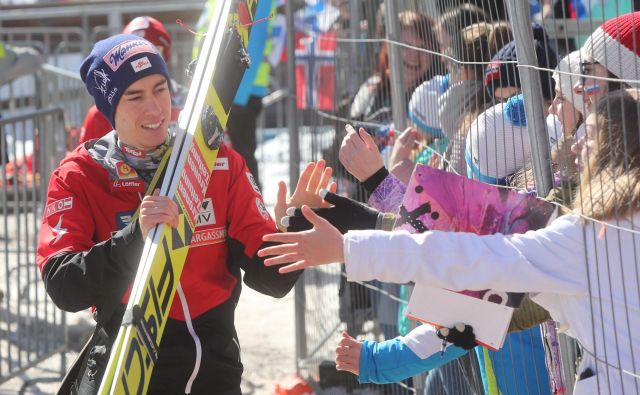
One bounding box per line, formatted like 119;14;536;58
259;88;640;395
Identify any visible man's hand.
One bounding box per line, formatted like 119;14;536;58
139;189;179;239
282;189;381;234
274;160;336;231
339;124;385;182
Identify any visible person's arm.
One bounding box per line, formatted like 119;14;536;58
344;215;586;293
344;214;586;294
37;172;144;312
225;150;301;297
358;325;468;384
365;169;406;213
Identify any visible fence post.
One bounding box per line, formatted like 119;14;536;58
505;0;553;197
285;0;306;374
384;0;407;131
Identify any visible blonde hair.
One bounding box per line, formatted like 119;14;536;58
576;89;640;220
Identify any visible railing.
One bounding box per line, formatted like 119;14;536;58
0;108;68;384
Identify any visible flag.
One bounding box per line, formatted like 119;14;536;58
295;31;335;110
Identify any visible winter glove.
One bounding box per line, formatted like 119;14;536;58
437;323;477;351
282;190;395;234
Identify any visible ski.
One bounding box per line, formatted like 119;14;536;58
97;1;259;394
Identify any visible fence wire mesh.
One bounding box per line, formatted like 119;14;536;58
285;1;640;394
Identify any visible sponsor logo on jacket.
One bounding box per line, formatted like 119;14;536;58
111;179;145;192
196;198;216;227
116;161;138;179
191;227;227;247
45;197;73;218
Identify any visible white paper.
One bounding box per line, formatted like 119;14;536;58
406;284;514;350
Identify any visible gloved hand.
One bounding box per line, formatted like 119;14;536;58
282;190;381;234
437;323;476;351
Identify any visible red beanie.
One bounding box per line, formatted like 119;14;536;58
123;16;172;62
582;11;640;84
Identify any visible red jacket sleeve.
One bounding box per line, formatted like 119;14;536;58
37;162;143;312
223;147;300;297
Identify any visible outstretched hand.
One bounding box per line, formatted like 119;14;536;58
274;160;337;231
339;124;384;182
258;205;344;273
335;331;362;376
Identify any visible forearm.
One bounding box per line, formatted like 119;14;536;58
233;239;301;298
359;333;467;384
41;221;143;312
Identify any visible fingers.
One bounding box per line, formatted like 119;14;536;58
261;231;307;244
358;127;377;150
300;205;331;229
319;189;340;206
305;159;326;192
316;165;333;193
295;162;316;194
277;181;287;207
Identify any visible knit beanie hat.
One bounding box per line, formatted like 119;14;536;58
581;11;640;84
465;94;531;185
123;16;172;62
80;34;170;128
484;39;558;100
408;75;448;138
553;51;587;116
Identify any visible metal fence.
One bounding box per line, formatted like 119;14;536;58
283;0;640;394
0;108;68;384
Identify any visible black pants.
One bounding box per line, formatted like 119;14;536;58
226;96;263;189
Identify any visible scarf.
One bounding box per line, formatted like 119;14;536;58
88;130;171;185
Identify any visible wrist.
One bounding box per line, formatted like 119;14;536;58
362;166;389;193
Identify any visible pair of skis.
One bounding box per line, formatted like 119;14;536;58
97;1;259;393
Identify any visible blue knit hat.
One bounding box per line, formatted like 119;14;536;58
484;38;557;101
80;34;170;128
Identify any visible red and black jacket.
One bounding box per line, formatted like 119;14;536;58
37;142;298;393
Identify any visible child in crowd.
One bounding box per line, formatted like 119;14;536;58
261;87;640;395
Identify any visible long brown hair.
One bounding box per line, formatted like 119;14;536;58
377;11;441;93
575;89;640;220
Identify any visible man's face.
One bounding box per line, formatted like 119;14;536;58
114;74;171;150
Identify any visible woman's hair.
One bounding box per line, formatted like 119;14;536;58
576;88;640;220
377;11;441;91
438;3;491;41
488;21;513;54
450;21;495;80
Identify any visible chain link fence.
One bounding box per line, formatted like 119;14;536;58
282;1;640;394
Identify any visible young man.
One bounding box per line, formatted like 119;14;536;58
37;34;299;395
78;16;183;144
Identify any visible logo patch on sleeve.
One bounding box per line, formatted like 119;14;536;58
196;198;216;227
50;215;68;245
256;197;270;221
45;197;73;218
246;172;261;195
